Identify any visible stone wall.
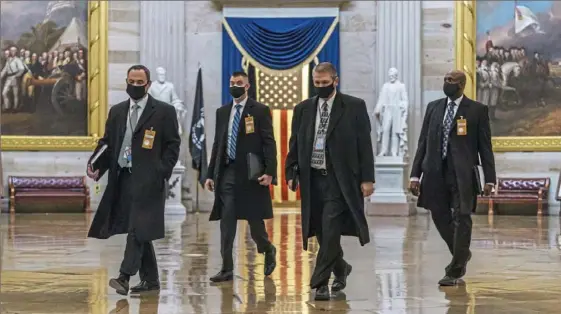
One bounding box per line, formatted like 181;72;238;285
1;1;140;207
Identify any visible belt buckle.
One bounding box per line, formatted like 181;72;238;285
320;169;328;176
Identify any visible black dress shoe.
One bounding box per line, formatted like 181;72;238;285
210;270;234;283
331;264;352;292
314;286;330;301
445;251;472;273
130;280;160;293
264;245;277;276
438;275;465;286
109;275;129;296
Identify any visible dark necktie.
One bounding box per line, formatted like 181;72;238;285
442;101;456;159
227;104;242;160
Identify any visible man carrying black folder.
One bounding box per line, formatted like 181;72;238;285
86;65;180;295
409;70;496;286
205;71;277;282
285;62;375;300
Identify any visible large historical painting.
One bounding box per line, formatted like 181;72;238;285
1;1;89;137
476;1;561;137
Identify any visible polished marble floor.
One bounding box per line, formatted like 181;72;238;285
1;211;561;313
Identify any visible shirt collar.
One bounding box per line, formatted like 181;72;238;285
234;96;248;108
130;94;148;110
319;91;337;109
447;95;463;106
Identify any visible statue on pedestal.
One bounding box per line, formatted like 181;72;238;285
148;67;187;135
374;67;409;157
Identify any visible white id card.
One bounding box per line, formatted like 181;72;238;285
124;146;132;162
315;136;325;150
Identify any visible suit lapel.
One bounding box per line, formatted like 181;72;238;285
326;93;344;140
116;102;128;152
304;96;319;148
451;96;471;129
134;95;156;134
238;98;255;138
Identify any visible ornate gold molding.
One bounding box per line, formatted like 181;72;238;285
455;1;561;152
1;1;108;151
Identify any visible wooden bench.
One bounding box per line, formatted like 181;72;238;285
478;177;549;216
8;176;90;213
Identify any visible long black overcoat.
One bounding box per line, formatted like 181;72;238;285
87;95;180;242
285;93;375;250
410;96;496;214
207;98;277;221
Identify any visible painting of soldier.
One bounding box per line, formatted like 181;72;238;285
0;0;88;136
476;1;561;136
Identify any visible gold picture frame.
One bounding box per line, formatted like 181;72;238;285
0;1;108;151
455;1;561;152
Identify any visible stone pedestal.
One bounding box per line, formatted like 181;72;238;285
165;163;187;215
368;156;414;216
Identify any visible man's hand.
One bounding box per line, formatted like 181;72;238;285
361;182;374;197
483;183;493;196
409;180;420;196
258;174;273;186
86;164;99;180
204;179;215;192
288;179;298;191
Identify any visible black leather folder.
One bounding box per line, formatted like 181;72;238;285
290;165;299;191
247;153;277;185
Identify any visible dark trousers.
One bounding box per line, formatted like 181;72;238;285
219;165;271;272
117;170;159;283
309;168;349;289
431;157;472;278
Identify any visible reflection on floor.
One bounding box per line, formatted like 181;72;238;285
1;211;561;313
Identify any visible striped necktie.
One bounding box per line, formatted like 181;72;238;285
311;102;329;168
442;101;456;159
227;104;242;160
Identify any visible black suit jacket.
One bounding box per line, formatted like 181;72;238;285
411;96;496;214
207;97;277;221
87;95;180;242
285;92;374;250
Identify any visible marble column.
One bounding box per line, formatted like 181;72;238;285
140;1;192;208
370;1;421;215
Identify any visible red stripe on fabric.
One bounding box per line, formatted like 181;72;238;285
281;214;288;295
281;110;288;201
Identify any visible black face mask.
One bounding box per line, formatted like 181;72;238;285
443;82;460;98
126;83;147;100
315;84;335;99
229;86;246;99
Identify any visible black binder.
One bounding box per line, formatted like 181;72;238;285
290;165;299;191
473;165;484;195
247;153;278;185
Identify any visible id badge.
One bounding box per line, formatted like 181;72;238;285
142;128;156;149
245;115;255;134
124;146;132;162
457;117;467;136
315;136;325;150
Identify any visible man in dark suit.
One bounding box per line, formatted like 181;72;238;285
204;71;277;282
409;70;496;286
285;62;375;300
86;65;180;295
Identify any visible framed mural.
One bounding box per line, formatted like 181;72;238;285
456;1;561;151
0;0;107;151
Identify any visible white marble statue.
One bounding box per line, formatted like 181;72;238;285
148;67;187;135
374;67;409;157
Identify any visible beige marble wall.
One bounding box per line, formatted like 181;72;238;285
107;1;141;106
339;1;377;148
421;1;454;103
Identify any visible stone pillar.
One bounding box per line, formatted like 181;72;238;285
369;1;421;216
140;1;189;214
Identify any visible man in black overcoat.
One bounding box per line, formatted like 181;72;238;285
285;62;375;300
204;71;277;282
409;70;496;286
86;65;180;295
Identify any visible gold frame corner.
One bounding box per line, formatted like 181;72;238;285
0;0;108;151
455;0;561;152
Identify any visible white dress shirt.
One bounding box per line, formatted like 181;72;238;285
128;95;147;128
227;97;248;152
311;92;336;169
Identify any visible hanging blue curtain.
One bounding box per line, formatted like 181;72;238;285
222;17;340;105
